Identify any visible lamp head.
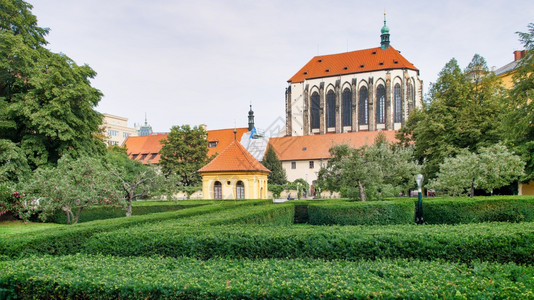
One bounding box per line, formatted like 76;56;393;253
416;174;424;190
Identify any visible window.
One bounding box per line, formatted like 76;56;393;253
376;84;385;124
407;81;414;114
359;86;368;125
342;88;352;127
140;154;147;161
107;130;118;137
309;161;314;169
236;181;245;199
214;181;222;199
208;141;218;148
123;132;130;138
394;83;402;123
310;92;320;129
326;90;336;128
291;162;296;169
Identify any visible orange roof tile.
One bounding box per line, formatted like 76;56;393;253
198;139;270;173
123;128;248;165
288;46;418;83
267;131;399;161
207;128;248;157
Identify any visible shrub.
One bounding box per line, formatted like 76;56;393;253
0;200;271;258
307;200;414;225
83;221;534;264
423;196;534;224
1;254;533;299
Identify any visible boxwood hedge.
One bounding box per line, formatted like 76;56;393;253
307;200;414;225
1;254;533;299
0;200;271;258
423;196;534;224
84;222;534;264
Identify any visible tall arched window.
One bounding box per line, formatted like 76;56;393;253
236;181;245;199
376;84;385;124
342;88;352;127
326;90;336;128
358;86;368;125
407;81;414;114
214;181;222;199
311;92;320;129
394;83;402;123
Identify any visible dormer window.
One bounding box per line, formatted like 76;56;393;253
208;141;218;148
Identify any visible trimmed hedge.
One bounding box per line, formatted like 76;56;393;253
0;200;271;258
423;196;534;224
49;200;211;224
307;200;414;225
1;254;533;299
84;222;534;264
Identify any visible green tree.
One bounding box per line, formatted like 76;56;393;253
0;0;106;174
26;156;123;224
103;151;156;217
0;139;30;182
503;23;534;183
429;144;524;197
262;145;287;185
398;56;504;181
159;125;210;186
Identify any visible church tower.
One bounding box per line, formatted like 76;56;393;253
248;105;255;131
380;13;390;50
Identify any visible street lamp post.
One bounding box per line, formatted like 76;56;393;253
415;174;424;224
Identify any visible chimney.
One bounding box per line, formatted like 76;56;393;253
514;50;526;61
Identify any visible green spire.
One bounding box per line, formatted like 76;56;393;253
380;12;390;49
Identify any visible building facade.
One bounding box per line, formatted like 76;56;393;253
102;113;137;146
198;137;270;200
285;16;423;136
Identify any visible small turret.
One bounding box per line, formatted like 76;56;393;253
248;104;255;131
380;12;390;50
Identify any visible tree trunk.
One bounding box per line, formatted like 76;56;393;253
126;190;134;217
357;180;366;202
470;179;475;198
73;206;84;225
66;210;71;224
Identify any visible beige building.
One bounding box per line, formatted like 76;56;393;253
268;130;398;186
102;113;137;146
198;136;270;199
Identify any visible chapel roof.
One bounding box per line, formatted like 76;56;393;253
198;139;271;173
267;131;399;161
288;46;418;83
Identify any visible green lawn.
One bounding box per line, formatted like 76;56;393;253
0;220;64;237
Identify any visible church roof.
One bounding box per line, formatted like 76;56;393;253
288;46;418;83
124;128;248;164
198;139;271;173
267;131;399;161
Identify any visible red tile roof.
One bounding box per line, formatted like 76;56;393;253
288;46;418;83
123;128;248;164
267;131;399;161
198;140;270;173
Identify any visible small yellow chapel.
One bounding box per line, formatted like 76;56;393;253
198;131;270;199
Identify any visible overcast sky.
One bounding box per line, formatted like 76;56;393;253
31;0;533;135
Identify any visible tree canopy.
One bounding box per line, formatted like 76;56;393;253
262;145;287;185
159;124;210;186
0;0;105;181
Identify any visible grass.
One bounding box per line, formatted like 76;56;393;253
0;220;64;237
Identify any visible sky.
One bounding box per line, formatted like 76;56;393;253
30;0;533;135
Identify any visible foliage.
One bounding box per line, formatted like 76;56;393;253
0;139;30;182
2;255;534;299
0;0;49;48
307;200;414;225
103;150;156;216
79;221;534;264
24;156;123;224
159;124;210;186
261;144;287;185
0;30;106;172
397;56;504;181
0;200;270;257
318;136;420;201
503;23;534;182
268;184;284;198
0;183;37;222
429;144;524;197
422;196;534;224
